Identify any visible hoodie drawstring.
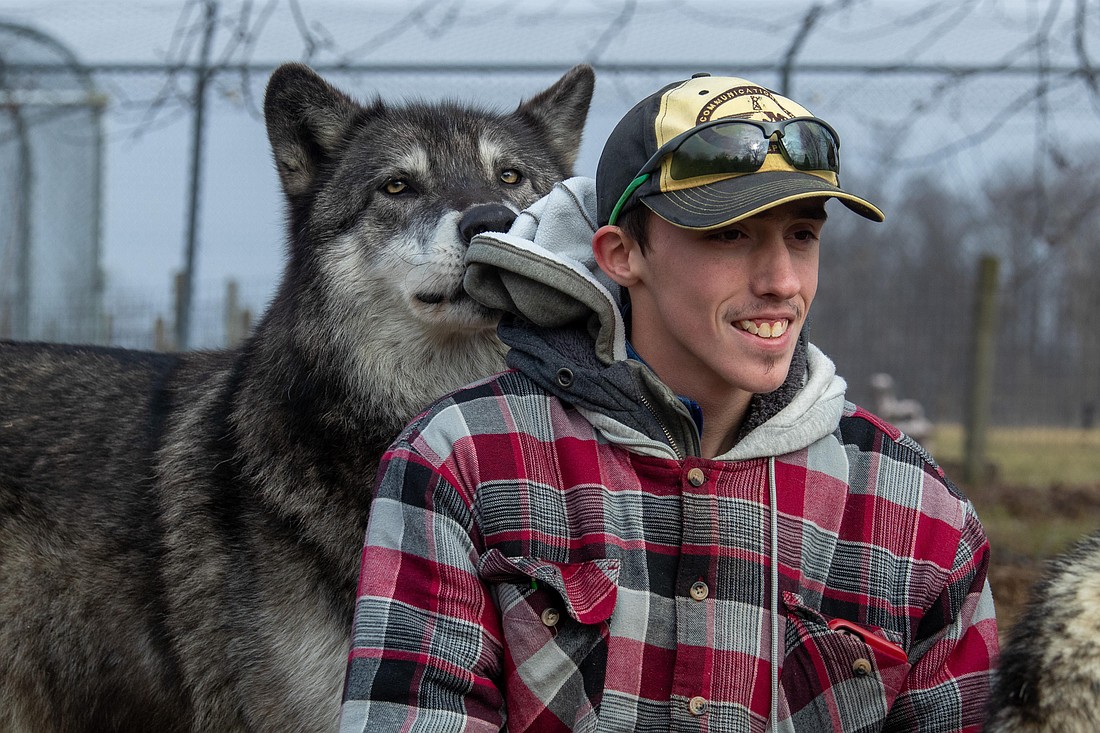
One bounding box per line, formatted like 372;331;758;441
768;456;780;727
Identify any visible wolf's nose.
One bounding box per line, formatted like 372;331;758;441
459;204;517;244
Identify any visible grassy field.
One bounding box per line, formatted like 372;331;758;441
933;423;1100;490
931;424;1100;634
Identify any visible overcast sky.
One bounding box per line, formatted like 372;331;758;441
0;0;1087;341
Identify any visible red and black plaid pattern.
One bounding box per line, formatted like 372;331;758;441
341;372;997;732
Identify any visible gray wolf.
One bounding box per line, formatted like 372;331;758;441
0;62;593;732
986;530;1100;732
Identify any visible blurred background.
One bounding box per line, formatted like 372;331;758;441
2;0;1099;631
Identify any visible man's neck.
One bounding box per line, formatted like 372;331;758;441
624;338;755;458
696;391;754;459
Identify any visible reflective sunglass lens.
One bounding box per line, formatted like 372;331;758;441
666;119;839;181
668;124;768;179
780;121;839;172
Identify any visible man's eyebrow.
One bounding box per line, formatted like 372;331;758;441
758;204;828;221
797;206;828;220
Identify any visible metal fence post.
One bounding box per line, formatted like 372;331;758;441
176;0;218;351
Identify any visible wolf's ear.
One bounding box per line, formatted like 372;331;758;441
515;64;596;172
264;63;361;198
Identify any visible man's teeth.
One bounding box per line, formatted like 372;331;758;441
736;320;788;338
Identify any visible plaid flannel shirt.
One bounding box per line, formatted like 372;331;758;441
341;367;998;732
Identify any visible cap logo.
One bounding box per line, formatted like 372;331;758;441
696;84;799;124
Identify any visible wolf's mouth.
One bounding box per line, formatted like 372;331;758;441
413;288;497;316
415;289;469;306
414;289;500;328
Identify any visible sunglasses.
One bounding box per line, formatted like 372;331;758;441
608;116;842;225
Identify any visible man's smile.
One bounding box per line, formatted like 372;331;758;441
734;319;790;339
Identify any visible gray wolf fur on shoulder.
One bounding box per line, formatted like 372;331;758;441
986;529;1100;732
0;62;594;732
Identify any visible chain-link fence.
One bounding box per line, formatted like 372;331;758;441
1;1;1099;430
0;21;106;343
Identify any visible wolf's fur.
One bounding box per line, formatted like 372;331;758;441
986;530;1100;732
0;63;593;732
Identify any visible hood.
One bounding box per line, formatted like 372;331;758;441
464;176;846;460
464;176;625;366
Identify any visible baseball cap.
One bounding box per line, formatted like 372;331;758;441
595;73;884;228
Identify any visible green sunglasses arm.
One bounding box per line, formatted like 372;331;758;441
608;173;651;226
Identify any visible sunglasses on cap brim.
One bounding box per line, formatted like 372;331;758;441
608;116;842;226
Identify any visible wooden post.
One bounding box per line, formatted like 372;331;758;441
964;255;999;487
154;316;170;352
161;269;183;349
224;279;243;347
240;308;252;343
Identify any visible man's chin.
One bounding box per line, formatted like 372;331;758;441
747;351;797;394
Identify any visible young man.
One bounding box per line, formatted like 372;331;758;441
340;75;998;732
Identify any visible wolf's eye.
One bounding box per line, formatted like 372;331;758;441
499;169;522;185
383;178;409;195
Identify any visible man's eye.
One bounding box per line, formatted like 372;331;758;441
711;229;744;242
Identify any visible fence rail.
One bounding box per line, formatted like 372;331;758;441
3;4;1100;432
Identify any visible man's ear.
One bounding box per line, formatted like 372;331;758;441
592;225;642;288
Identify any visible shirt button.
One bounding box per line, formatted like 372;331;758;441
687;467;706;486
689;581;709;601
852;657;873;677
540;607;560;627
688;695;708;716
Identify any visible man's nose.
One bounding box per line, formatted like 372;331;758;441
751;236;801;300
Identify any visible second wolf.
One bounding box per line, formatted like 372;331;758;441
0;64;593;731
986;530;1100;732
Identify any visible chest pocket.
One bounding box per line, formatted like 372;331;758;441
779;591;912;731
478;549;620;732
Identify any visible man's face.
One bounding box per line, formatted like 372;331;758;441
625;200;824;409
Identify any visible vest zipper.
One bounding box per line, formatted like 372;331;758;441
637;391;683;459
